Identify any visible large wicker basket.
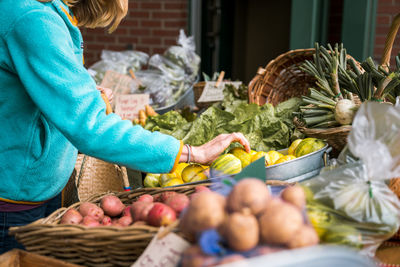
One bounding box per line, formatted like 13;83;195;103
9;184;211;267
248;48;362;153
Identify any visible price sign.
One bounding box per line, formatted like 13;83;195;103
114;94;149;120
197;81;242;102
100;70;134;107
131;229;190;267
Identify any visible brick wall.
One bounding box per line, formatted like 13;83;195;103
81;0;188;67
374;0;400;66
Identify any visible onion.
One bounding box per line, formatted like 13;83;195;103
334;99;357;125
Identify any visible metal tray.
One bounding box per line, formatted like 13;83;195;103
265;144;331;183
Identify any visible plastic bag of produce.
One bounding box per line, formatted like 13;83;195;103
164;29;200;82
133;70;173;108
302;101;400;257
88;50;148;84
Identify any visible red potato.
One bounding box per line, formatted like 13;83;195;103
194;186;211;193
122;206;131;217
102;216;112;226
159;191;178;203
79;202;104;222
81;216;101;227
60;209;83;225
137;194;154;203
130;201;154;222
164;193;189;215
118;215;133;227
100;195;125;217
147;203;177;227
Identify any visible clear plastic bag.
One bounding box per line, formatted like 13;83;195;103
302;101;400;257
88;50;148;84
164;29;200;82
133;70;173;108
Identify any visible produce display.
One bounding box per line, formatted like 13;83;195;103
143;138;326;188
59;186;210;228
179;179;319;266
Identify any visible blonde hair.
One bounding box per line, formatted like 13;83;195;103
37;0;128;32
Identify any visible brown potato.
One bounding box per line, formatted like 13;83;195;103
179;192;226;236
220;211;259;251
259;201;304;245
227;178;270;215
288;225;319;248
281;185;306;210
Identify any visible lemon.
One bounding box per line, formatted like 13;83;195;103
162;178;184;187
143;173;161;188
181;164;208;183
265;151;284;166
251;151;267;163
288;139;303;156
172;163;189;179
274;155;296;164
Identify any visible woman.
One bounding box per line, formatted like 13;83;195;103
0;0;249;252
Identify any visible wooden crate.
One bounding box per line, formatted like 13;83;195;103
0;249;81;267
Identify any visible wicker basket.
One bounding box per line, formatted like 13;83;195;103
389;178;400;240
248;48;362;153
193;81;220;109
9;184;211;267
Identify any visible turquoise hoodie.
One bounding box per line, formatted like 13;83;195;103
0;0;182;202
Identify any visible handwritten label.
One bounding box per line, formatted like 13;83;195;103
114;94;149;120
197;81;242;102
100;70;135;107
131;230;190;267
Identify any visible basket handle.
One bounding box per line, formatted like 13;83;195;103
100;92;113;115
380;13;400;70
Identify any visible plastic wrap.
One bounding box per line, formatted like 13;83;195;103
88;50;148;84
302;101;400;256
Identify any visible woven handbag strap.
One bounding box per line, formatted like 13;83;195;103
76;92;131;190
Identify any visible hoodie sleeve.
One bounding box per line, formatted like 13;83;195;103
4;9;182;173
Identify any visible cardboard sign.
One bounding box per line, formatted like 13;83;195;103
131;230;190;267
114;94;149;120
197;81;242;102
100;70;134;107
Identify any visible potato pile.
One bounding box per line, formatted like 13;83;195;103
180;178;319;266
59;186;210;228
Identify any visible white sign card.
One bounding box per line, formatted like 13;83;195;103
100;70;135;107
197;81;242;102
131;230;190;267
114;94;149;120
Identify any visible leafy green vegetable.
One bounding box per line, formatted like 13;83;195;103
145;85;302;151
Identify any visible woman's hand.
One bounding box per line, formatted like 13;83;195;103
96;86;114;102
181;133;250;165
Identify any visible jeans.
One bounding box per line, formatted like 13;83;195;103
0;193;61;253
